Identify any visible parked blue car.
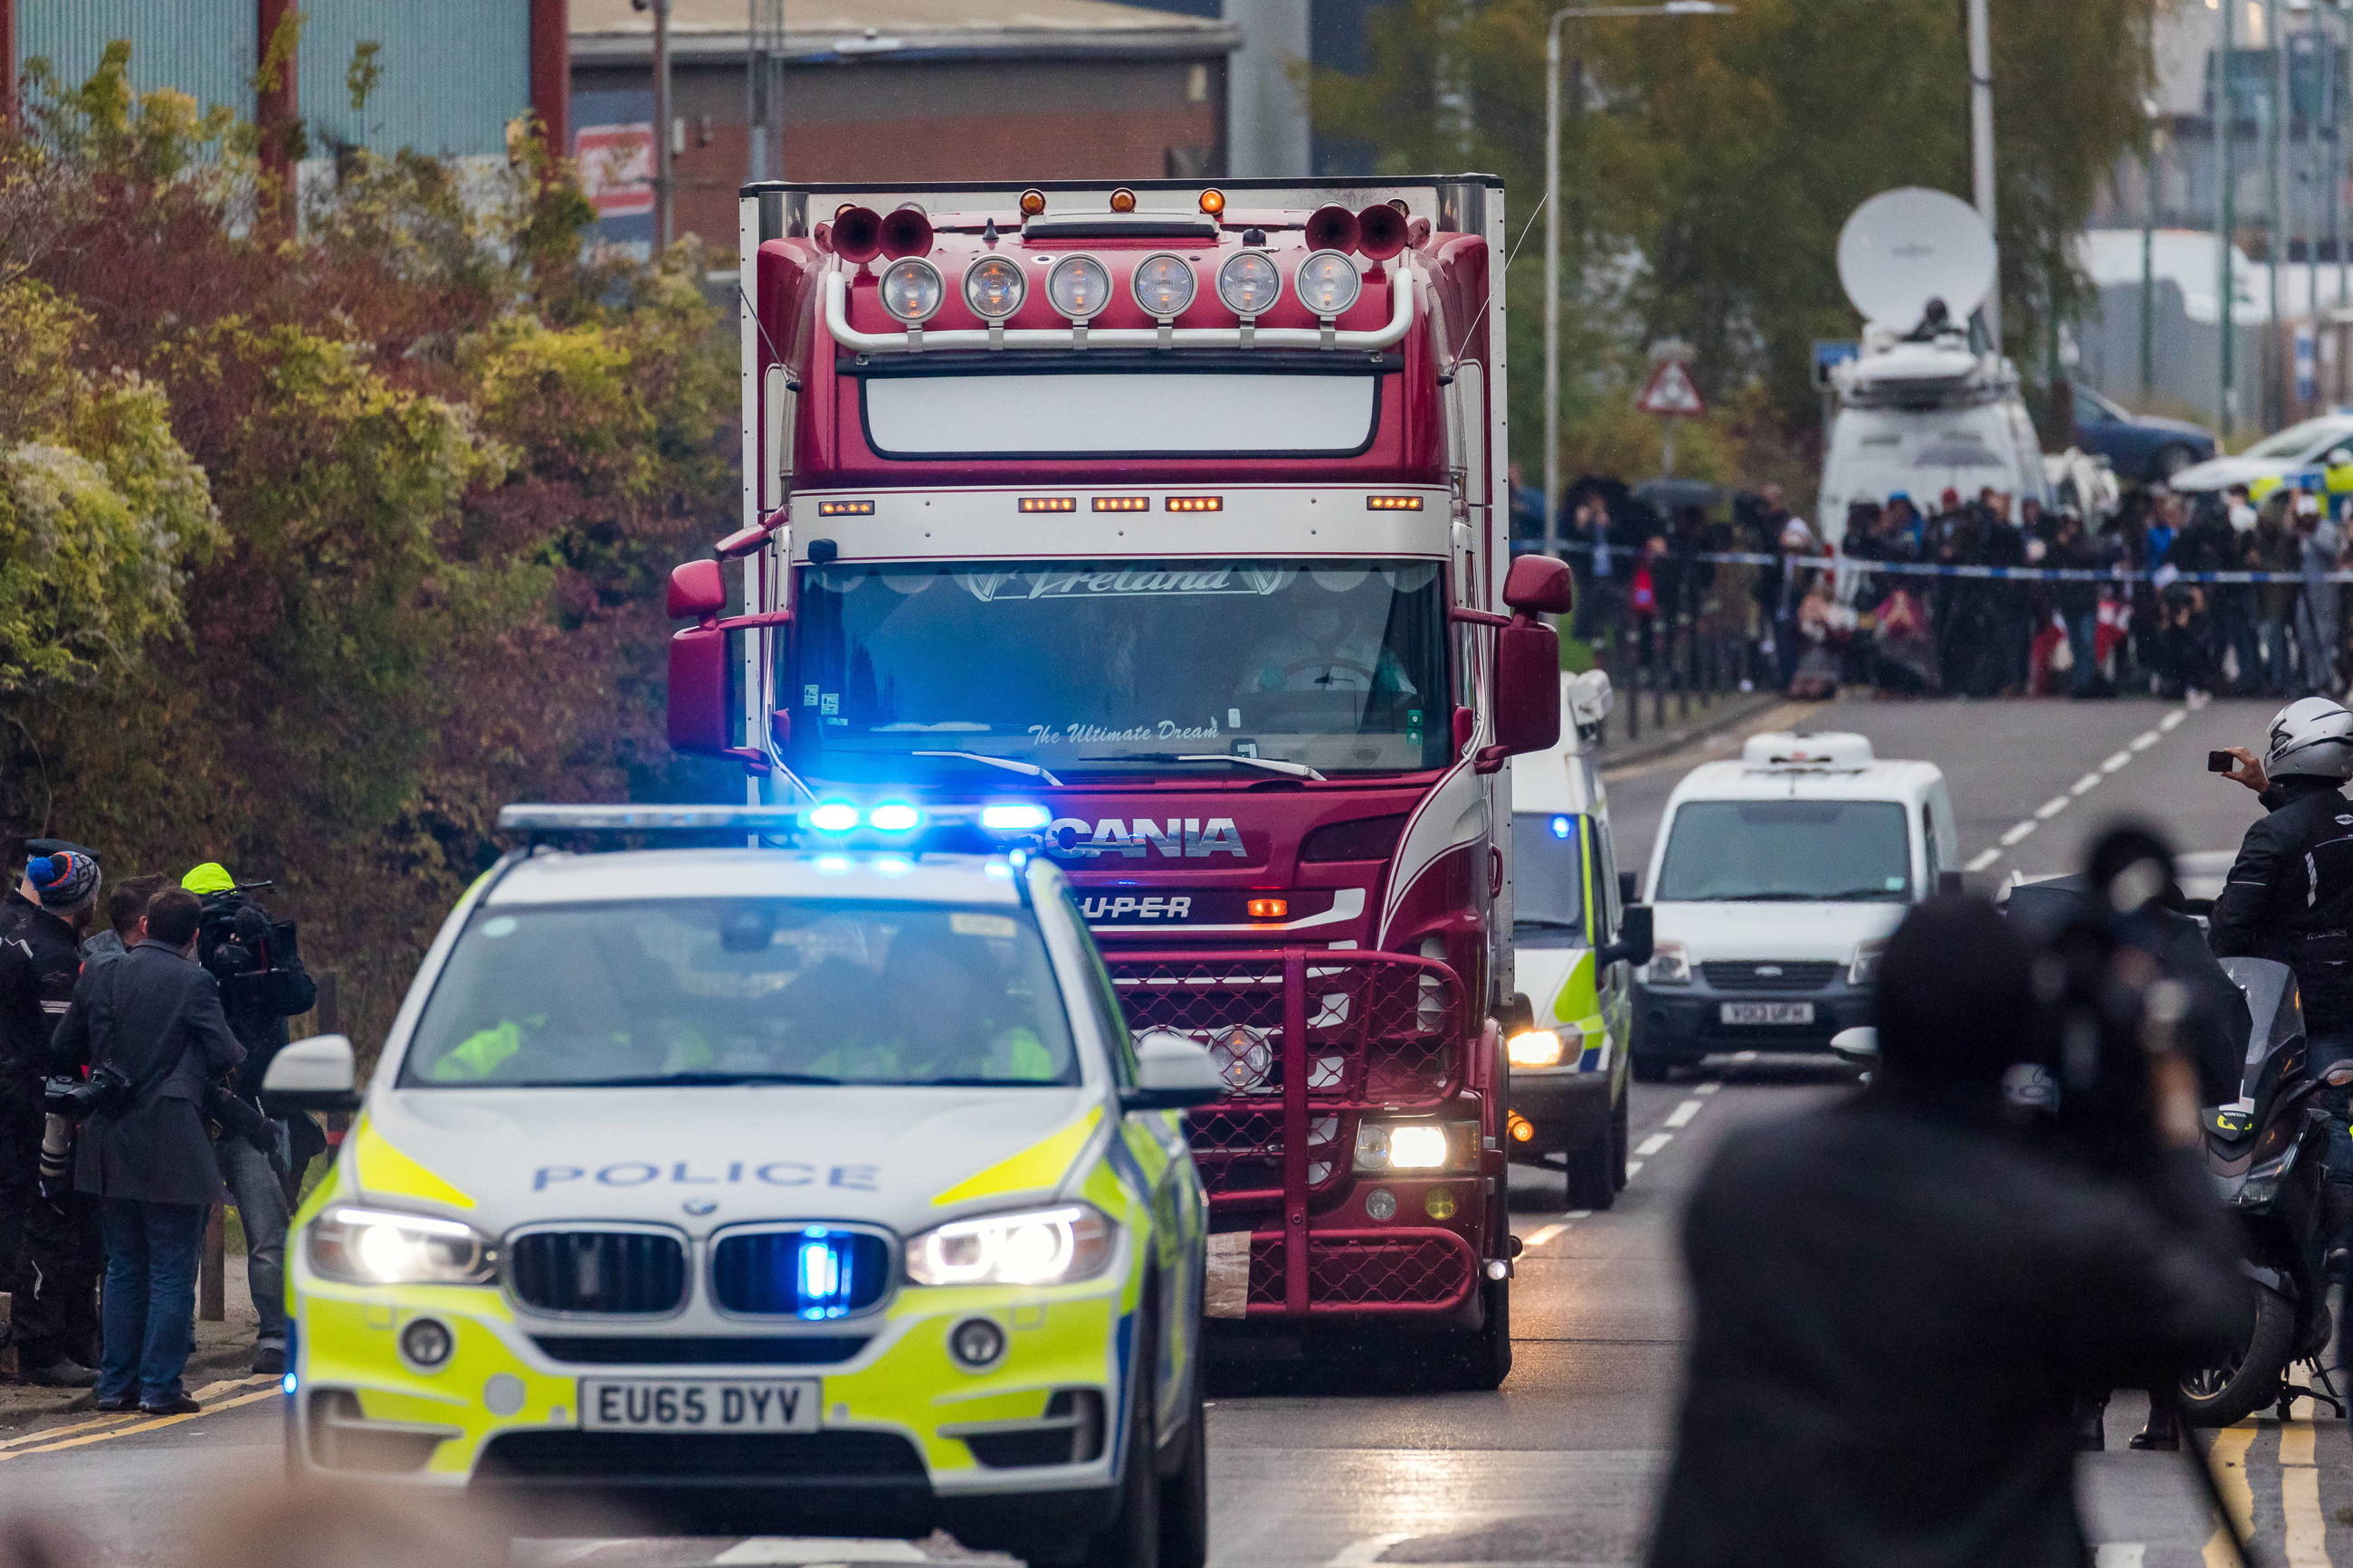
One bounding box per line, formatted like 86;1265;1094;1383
2072;386;2217;484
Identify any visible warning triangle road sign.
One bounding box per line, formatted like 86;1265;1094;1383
1635;359;1707;418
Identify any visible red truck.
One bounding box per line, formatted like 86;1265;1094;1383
666;176;1566;1384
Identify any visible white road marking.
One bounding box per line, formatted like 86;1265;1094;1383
1694;1081;1721;1096
521;1548;615;1568
714;1543;929;1564
1634;1132;1673;1157
2034;796;2071;821
2130;731;2159;751
1999;820;2038;847
2161;708;2188;730
1525;1223;1567;1247
2070;773;2101;796
1625;1160;1643;1178
1328;1533;1415;1566
1732;1050;1758;1062
1564;1209;1592;1220
2101;750;2133;773
1965;847;2002;873
2282;1460;2329;1566
2094;1548;2147;1567
1665;1099;1702;1127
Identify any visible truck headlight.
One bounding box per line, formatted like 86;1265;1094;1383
1646;942;1691;985
1848;939;1888;986
1355;1119;1470;1172
907;1203;1116;1288
1507;1029;1567;1069
309;1207;498;1287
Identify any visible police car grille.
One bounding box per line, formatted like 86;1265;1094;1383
477;1430;923;1482
510;1231;687;1315
1700;961;1839;991
711;1230;892;1316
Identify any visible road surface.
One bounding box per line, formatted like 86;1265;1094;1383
0;695;2340;1567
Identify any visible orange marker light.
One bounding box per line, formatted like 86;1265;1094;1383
1507;1113;1536;1144
1366;496;1424;510
1165;496;1223;513
1110;187;1138;213
1019;189;1047;216
1199;188;1226;215
1018;497;1078;513
1092;496;1149;512
815;499;874;517
1247;898;1289;919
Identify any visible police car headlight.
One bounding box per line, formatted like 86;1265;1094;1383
1645;942;1691;985
1848;939;1888;987
309;1207;499;1287
906;1203;1116;1288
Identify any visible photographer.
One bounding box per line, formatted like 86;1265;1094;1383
179;863;314;1377
1644;896;2247;1568
2212;697;2353;1257
0;851;106;1385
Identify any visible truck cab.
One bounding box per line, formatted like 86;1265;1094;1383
666;177;1564;1383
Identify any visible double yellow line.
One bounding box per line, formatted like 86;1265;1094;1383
2205;1411;2336;1567
0;1375;279;1463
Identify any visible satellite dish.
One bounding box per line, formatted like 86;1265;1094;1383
1836;187;1996;330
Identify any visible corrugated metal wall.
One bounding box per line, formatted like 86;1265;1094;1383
14;0;256;120
301;0;529;158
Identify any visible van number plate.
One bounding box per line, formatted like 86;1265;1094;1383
1720;1002;1813;1025
581;1379;820;1432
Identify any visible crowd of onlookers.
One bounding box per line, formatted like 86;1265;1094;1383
0;841;313;1415
1510;468;2353;703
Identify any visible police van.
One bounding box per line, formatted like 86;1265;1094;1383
1504;672;1653;1208
1632;734;1958;1079
262;804;1219;1565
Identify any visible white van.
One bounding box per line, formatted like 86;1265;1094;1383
1632;733;1958;1080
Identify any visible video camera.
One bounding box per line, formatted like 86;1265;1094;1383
195;879;297;987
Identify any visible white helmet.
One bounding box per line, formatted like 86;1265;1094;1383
2265;697;2353;782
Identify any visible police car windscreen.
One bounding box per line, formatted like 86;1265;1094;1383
400;900;1079;1088
1511;813;1586;946
1654;801;1911;903
790;560;1448;779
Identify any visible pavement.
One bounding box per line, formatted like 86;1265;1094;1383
0;693;2339;1566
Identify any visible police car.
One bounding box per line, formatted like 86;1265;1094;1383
263;803;1219;1565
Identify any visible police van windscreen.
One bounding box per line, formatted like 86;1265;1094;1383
1654;801;1912;903
1511;813;1586;946
401;899;1079;1089
790;559;1449;781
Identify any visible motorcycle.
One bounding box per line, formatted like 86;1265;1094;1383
2177;955;2348;1427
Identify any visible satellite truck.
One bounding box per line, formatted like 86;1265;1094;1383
1816;187;2053;546
662;175;1573;1383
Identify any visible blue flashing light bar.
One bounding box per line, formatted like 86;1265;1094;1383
807;801;862;833
497;803;1049;844
1549;814;1575;840
867;802;922;833
982;803;1052;832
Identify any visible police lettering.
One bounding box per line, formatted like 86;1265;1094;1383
532;1162;878;1191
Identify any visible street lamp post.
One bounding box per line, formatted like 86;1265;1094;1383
1540;1;1733;564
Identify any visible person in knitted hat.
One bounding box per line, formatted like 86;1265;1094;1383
0;847;106;1385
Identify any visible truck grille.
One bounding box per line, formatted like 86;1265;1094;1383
1700;960;1840;991
1246;1230;1476;1311
711;1228;892;1318
509;1231;687;1316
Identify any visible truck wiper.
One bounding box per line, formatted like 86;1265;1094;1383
1100;752;1329;781
910;750;1064;785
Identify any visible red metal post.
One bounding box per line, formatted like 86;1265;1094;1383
1281;947;1309;1316
529;0;570;153
1;0;16;130
255;0;297;186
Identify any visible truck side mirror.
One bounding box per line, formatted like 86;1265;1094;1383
1618;870;1638;907
667;624;738;756
1601;904;1653;969
1481;620;1563;768
262;1034;361;1116
1502;554;1575;615
667;559;727;622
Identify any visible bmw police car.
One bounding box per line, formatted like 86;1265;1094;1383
263;803;1220;1564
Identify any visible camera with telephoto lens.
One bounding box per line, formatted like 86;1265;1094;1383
43;1064;131;1122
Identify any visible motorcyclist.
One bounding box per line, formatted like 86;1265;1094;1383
2212;695;2353;1259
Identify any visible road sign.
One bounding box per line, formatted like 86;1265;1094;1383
1635;357;1707;418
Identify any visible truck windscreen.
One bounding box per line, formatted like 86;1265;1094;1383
862;372;1379;458
789;559;1449;780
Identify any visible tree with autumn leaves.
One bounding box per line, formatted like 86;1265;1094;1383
0;45;737;1050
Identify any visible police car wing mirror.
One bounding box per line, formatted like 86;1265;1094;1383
2329;450;2353;469
1124;1032;1225;1112
1601;904;1654;970
262;1033;361;1116
1617;870;1638;907
1830;1027;1880;1067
